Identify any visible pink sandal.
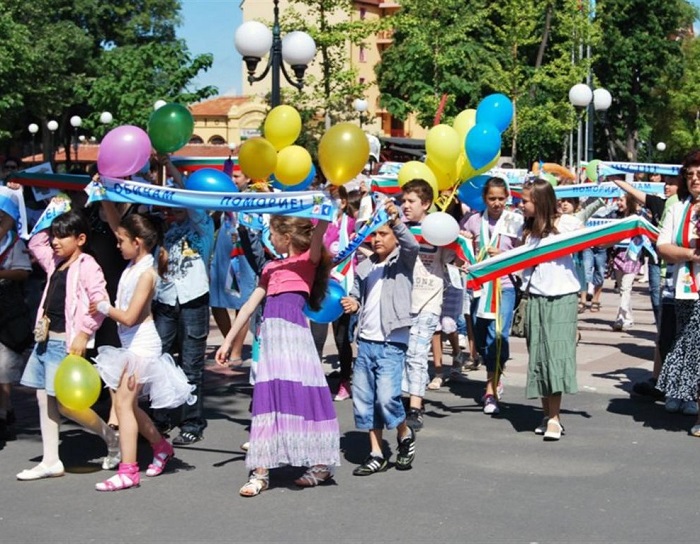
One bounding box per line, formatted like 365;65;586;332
146;438;174;477
95;462;140;491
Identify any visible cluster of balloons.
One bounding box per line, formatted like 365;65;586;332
396;93;513;209
97;102;195;179
54;355;102;411
237;105;316;191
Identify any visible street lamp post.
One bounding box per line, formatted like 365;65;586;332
70;115;82;164
588;87;612;162
234;0;316;107
568;83;593;175
354;98;368;128
47;119;59;165
28;123;39;163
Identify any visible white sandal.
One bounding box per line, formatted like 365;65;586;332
427;377;444;391
239;471;269;497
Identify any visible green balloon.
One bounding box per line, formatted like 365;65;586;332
586;159;602;183
147;103;194;153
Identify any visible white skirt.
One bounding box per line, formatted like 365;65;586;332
94;320;196;409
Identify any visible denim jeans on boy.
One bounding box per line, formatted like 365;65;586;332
152;297;210;435
472;287;516;373
352;340;407;430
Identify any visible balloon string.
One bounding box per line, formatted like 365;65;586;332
436;183;460;212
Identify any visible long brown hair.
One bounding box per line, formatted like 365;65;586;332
269;215;331;311
120;213;168;277
522;180;559;239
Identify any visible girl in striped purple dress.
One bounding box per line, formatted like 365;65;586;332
215;216;340;497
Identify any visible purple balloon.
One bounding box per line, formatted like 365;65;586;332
98;125;153;178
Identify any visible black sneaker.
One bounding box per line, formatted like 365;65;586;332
405;408;424;432
395;428;416;471
173;431;203;446
632;378;665;400
353;455;388;476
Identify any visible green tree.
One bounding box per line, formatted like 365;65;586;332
0;0;213;162
375;0;495;127
594;0;696;161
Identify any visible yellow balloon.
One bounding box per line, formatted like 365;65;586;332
318;123;370;186
425;125;461;173
264;105;302;151
238;137;277;180
54;355;101;411
397;161;438;200
458;149;500;182
453;109;477;142
274;145;313;185
426;156;458;191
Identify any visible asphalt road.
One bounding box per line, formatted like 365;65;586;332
2;281;698;543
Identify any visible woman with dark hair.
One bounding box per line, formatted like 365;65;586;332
656;149;700;424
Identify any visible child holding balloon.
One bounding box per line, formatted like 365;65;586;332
17;210;120;481
215;215;340;497
91;210;196;491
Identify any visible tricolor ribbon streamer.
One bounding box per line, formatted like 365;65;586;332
465;216;659;290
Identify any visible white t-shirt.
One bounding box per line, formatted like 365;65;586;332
360;261;409;345
520;214;582;297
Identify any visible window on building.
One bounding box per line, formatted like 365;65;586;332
360;8;366;20
209;135;226;145
189;135;204;144
359;46;366;63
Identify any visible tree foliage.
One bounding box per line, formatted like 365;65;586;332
375;0;699;166
0;0;214;159
594;0;696;161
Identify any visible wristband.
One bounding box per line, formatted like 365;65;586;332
96;300;112;316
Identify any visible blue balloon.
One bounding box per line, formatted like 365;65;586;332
476;93;514;133
457;179;487;212
465;123;501;170
184;168;238;192
303;278;346;324
271;163;316;192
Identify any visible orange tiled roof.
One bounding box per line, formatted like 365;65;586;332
189;96;252;116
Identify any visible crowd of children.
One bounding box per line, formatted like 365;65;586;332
0;149;694;497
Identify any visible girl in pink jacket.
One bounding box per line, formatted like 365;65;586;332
17;210;120;481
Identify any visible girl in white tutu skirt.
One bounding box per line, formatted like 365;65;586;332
91;209;195;491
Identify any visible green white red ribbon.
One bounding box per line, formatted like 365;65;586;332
465;216;659;289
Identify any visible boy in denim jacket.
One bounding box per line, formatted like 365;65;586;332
341;200;419;475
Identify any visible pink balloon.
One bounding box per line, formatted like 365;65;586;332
97;125;153;178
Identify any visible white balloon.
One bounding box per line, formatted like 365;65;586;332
154;100;167;111
421;212;460;247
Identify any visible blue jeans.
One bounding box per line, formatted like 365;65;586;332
472;288;516;373
583;247;607;286
648;261;661;327
352;340;406;430
153;297;210;434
